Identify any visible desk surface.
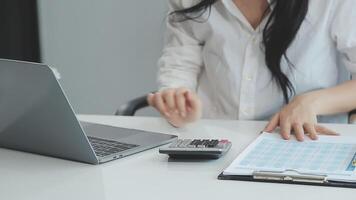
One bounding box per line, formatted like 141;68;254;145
1;115;356;200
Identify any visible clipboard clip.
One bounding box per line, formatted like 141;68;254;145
252;170;328;184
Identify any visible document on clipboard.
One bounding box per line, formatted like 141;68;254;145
218;132;356;188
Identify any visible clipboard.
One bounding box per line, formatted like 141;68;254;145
218;132;356;188
218;170;356;188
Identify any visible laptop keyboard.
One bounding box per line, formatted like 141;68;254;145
88;136;139;157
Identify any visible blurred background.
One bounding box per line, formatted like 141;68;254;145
0;0;167;115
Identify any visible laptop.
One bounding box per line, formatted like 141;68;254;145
0;59;177;164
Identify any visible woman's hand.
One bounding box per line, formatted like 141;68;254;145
264;94;338;141
147;87;202;128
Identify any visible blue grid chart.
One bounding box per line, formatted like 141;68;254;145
239;138;356;172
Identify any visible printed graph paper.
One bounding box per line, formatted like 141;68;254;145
233;133;356;175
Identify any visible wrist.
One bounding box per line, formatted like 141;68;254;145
297;91;325;115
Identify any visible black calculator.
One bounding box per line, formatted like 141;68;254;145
159;139;232;159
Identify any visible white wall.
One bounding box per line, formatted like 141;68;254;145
38;0;167;115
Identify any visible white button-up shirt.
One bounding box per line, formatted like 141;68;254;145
157;0;356;123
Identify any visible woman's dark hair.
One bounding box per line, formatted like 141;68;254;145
170;0;309;103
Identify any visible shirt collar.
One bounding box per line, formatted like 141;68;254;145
221;0;274;33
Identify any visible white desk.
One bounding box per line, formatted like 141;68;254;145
1;115;356;200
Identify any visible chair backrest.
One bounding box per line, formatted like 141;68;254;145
115;94;150;116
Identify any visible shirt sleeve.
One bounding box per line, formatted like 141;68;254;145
330;0;356;79
157;0;204;91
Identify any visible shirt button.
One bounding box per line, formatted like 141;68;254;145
245;75;253;81
251;36;258;43
243;110;249;115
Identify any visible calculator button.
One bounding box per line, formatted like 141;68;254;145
201;140;210;146
207;140;219;147
169;140;182;148
220;139;229;144
190;140;200;146
178;139;192;148
217;140;231;148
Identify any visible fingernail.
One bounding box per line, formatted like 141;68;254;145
283;135;290;140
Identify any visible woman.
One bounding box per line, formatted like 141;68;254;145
147;0;356;141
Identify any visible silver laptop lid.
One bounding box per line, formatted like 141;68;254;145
0;59;98;164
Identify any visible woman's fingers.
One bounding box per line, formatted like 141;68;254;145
303;123;318;140
315;125;339;136
147;88;201;128
280;121;291;140
176;88;188;117
264;113;280;132
260;110;338;141
148;88;195;119
153;92;170;117
162;89;176;113
292;123;305;141
147;93;154;107
185;91;200;111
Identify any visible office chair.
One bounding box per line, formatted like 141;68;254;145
350;110;356;124
116;93;356;124
115;93;151;116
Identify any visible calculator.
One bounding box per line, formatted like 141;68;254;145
159;139;232;159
